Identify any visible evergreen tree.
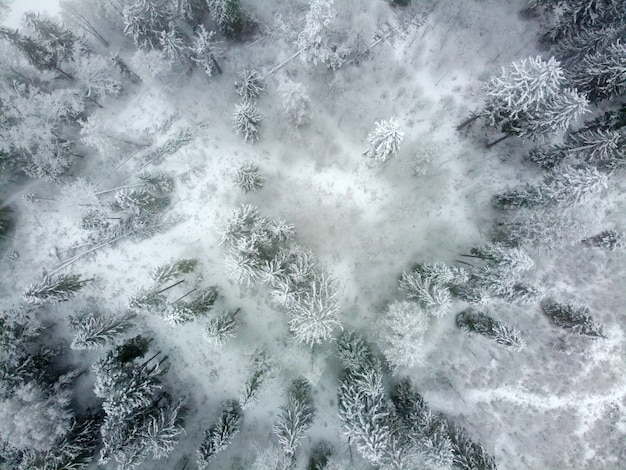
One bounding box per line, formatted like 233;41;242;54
190;25;221;76
69;311;135;350
23;273;89;304
378;301;430;371
206;0;244;37
233;162;264;192
273;379;315;460
569;41;626;101
240;349;271;409
364;118;405;162
204;309;240;346
22;11;77;65
399;268;452;317
308;441;334;470
159;25;189;64
279;79;310;129
446;420;497;470
232;100;262;143
235;68;265;101
151;258;198;283
70;51;123;98
178;0;210;26
197;400;242;469
122;0;169;50
482;56;588;140
456;308;525;351
541;300;606;337
582;229;625;250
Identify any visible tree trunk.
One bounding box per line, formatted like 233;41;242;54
456;113;480;131
486;134;511;148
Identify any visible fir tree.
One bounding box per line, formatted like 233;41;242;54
204;309;240;346
279;79;310;129
399;269;452;317
197;400;242;469
234;162;264;192
378;301;430;371
364;118;405;162
240;349;271;409
69;311;135;350
482;56;589;140
71;51;123;98
456;308;525;351
446;419;497;470
273;379;315;460
122;0;169;50
159;25;189;64
22;11;77;65
235;68;265;101
582;229;625;250
569;40;626;101
232;100;262;143
23;274;89;304
151;258;198;284
542;300;606;338
206;0;244;37
190;25;221;76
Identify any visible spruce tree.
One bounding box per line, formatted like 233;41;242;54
23;274;89;304
541;300;606;338
582;229;625;250
197;400;242;468
233;162;264;192
456;308;525;351
190;25;221;76
273;379;315;461
232;100;262;143
378;301;430;370
204;309;240;346
240;349;271;409
206;0;244;37
364;118;405;162
69;311;135;350
399;268;452;317
235;68;265;101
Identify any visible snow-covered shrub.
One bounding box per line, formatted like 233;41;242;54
233;100;262;143
197;400;242;468
378;301;430;370
456;308;525;351
236;68;265;101
365;118;405;162
582;229;625;250
278;79;310;128
234;162;264;192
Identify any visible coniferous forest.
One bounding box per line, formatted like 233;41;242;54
1;0;626;468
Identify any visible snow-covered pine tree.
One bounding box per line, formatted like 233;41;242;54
206;0;244;37
278;79;310;129
197;400;242;469
190;25;221;76
233;162;264;192
23;274;89;304
456;308;525;351
567;129;624;169
112;53;142;83
240;349;271;409
541;300;606;338
141;400;185;460
295;0;349;70
178;0;210;26
364;118;405;162
114;186;170;214
22;11;77;68
286;271;342;346
582;229;625;250
232;100;262;143
70;50;123;98
235;68;265;101
378;301;430;371
122;0;169;50
273;379;315;460
390;379;454;469
308;440;334;470
152;258;198;284
164;286;219;325
446;420;497;470
467;244;534;273
336;332;396;466
204;309;240;346
69;311;135;350
482;56;588;140
399;268;452;317
159;25;189;64
569;40;626;101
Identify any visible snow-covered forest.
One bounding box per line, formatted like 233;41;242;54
1;0;625;468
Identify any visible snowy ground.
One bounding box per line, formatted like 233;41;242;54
4;0;626;468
